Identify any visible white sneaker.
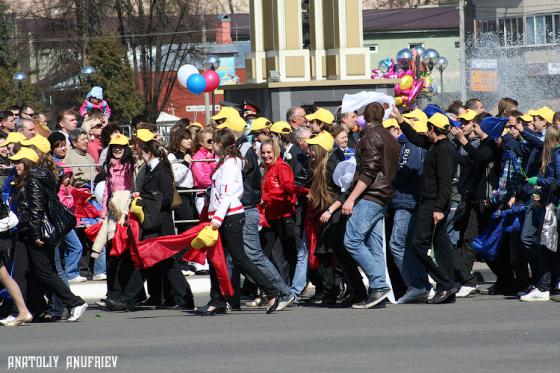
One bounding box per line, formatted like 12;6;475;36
427;288;436;300
397;287;429;304
0;315;16;325
520;288;550;302
68;275;88;283
456;285;479;298
68;303;88;322
92;273;107;281
181;269;195;276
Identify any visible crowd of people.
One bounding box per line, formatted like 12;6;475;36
1;89;560;327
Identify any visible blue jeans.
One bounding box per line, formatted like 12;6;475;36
50;245;69;317
63;229;84;280
446;200;460;248
344;199;388;290
290;234;308;298
521;206;548;290
243;208;291;297
390;209;431;290
94;249;106;276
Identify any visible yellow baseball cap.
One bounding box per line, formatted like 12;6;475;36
411;119;428;133
109;133;129;146
383;118;399;128
191;225;219;249
528;106;555;124
403;108;429;123
428;113;451;130
20;135;51;153
211;106;240;121
305;108;335;125
457;109;477;122
305;131;334;152
188;122;203;129
269;121;293;134
0;132;26;147
216;116;247;132
9;147;39;163
250;117;272;132
136;129;156;143
517;113;533;123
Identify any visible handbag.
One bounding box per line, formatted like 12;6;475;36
540;203;558;252
171;186;182;210
38;180;76;246
0;199;17;232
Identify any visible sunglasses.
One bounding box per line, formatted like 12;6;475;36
206;139;214;144
92;123;103;128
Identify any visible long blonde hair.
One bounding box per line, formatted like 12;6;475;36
309;144;335;211
541;125;560;175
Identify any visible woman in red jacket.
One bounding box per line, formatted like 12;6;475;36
260;138;308;285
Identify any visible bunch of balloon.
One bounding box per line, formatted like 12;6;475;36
177;64;220;95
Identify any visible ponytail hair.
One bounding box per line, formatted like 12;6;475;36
142;139;172;171
213;129;241;169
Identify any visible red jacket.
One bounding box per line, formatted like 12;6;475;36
261;158;308;220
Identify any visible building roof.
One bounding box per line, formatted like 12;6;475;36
363;7;459;32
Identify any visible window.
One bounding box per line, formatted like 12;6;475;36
368;44;378;53
497;17;524;47
409;43;424;49
526;14;558;45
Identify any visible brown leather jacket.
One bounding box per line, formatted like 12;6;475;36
352;123;400;205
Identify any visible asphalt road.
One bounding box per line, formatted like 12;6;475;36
2;290;560;373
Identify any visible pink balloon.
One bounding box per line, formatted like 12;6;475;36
202;70;220;92
408;80;425;104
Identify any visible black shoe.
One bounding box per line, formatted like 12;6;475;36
167;304;195;311
142;298;163;308
106;298;133;312
195;269;210;276
352;288;390;309
427;288;457;304
266;297;279;314
195;304;226;316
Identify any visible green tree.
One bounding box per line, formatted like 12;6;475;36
0;3;42;110
85;37;143;124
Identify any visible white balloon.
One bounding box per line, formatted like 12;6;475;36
177;64;199;88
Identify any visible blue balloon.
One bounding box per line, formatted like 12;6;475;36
187;73;206;95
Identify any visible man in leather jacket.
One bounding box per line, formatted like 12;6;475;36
342;102;400;310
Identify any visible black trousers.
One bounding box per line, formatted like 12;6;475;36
454;199;487;286
105;240;136;300
410;202;456;290
120;256;193;308
25;240;84;308
11;238;47;315
209;213;279;308
316;212;366;300
261;215;298;285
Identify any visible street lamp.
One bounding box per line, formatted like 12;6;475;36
80;65;97;87
205;55;220;115
12;72;27;108
436;56;448;93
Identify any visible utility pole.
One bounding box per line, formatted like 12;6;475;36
459;0;467;102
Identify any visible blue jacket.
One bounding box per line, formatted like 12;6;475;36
537;146;560;204
391;134;426;210
503;129;544;199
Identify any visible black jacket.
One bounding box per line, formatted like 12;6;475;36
458;137;502;201
286;143;312;187
236;136;261;208
400;121;458;213
139;161;175;236
16;167;57;242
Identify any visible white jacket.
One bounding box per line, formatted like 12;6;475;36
168;153;194;189
208;157;244;227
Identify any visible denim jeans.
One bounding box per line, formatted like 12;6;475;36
344;199;388;290
63;229;84;280
389;208;430;290
291;204;308;298
521;206;548;290
49;245;69;317
243;207;291;297
94;249;106;276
